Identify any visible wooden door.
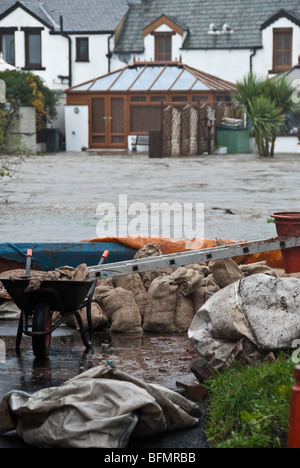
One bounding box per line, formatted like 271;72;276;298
90;96;126;149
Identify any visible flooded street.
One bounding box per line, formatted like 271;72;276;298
0;151;299;242
0;150;299;448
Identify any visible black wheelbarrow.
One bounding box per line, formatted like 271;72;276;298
0;249;109;358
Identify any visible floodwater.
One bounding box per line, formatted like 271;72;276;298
0;151;299;243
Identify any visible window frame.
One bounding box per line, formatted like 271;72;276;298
0;28;16;66
273;28;293;72
76;37;89;62
22;27;43;70
153;32;174;62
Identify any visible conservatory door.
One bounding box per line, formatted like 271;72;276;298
90;97;126;148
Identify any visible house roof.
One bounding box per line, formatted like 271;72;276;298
66;61;237;93
0;0;131;33
114;0;300;52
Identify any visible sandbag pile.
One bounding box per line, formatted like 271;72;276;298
0;246;298;336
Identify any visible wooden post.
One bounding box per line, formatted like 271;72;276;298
288;366;300;448
149;129;163;158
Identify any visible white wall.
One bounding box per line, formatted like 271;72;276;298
71;34;112;87
255;18;300;77
65;105;89;152
114;17;300;84
0;8;69;92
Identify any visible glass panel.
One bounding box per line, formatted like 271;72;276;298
131;66;162;91
2;34;14;65
130;105;161;132
191;80;210;91
165;38;171;53
28;33;41;65
158;39;164;53
92;136;105;143
131;96;146;102
92;98;105;134
171;70;197;90
192;95;208;102
284;51;291;66
111;98;124;133
110;67;141;91
111;136;125;143
276;35;283;50
151;67;182;90
77;38;88;60
90;71;122;91
72;82;93;91
150;96;166;102
276;52;282;66
171;95;188;102
284;35;291;50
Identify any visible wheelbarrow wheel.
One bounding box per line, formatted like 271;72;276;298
32;302;52;358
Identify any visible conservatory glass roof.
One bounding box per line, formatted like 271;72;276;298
69;62;236;93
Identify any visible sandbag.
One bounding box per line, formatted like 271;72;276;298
65;302;108;331
208;258;244;288
175;292;195;332
112;273;147;321
189;274;300;375
143;276;178;333
239;261;277;277
95;286;142;334
134;243;173;290
0;364;198;448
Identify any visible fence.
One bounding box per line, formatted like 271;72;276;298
161;102;236;157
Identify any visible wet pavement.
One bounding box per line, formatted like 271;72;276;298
0;318;209;448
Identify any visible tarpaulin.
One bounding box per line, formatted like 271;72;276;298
0;364;199;448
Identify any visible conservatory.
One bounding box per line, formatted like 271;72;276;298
65;60;236;150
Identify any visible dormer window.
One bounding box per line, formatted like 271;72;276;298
143;15;186;63
273;28;293;71
154;32;174;61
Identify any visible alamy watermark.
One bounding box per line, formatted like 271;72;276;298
0;339;5;364
292;340;300;365
96;195;204;239
292;79;300;104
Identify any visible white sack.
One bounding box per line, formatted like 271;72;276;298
0;364;198;448
188;274;300;372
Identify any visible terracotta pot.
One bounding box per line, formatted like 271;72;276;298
271;212;300;273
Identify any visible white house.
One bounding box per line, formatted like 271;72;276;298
0;0;132;134
113;2;300;83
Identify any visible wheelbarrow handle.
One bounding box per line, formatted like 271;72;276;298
101;250;109;261
26;249;32;276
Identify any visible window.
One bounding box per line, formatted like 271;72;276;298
76;38;89;62
24;29;42;68
273;28;293;71
155;34;173;61
0;30;15;65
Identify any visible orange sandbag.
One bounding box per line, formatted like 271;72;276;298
82;236;284;269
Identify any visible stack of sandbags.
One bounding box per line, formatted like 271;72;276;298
171;265;219;314
94;285;142;334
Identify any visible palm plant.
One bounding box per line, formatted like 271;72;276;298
263;76;296;156
233;73;264;115
248;95;283;157
234;73;296;156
